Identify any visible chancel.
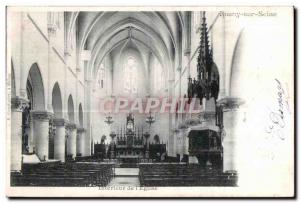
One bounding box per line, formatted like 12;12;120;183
9;10;246;187
114;113;145;158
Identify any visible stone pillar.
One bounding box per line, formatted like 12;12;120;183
32;110;53;161
91;139;94;155
10;97;28;171
83;127;92;156
173;130;179;157
179;128;189;157
66;123;77;159
182;128;189;155
84;80;92;157
168;77;175;157
28;114;34;153
177;66;182;124
53;118;66;162
218;97;244;172
203;97;216;126
76;128;85;157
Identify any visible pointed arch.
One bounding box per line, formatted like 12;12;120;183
78;103;83;127
67;95;75;123
52;82;63;118
26;63;45;110
11;60;16;97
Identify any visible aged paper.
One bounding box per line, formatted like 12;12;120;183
6;6;294;197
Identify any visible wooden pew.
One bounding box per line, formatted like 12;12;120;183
138;163;238;187
11;162;115;187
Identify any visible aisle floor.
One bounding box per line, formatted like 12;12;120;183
107;177;140;187
108;168;140;187
114;168;139;176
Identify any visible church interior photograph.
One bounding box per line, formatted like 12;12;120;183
8;9;246;187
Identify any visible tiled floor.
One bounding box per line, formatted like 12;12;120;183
108;168;140;186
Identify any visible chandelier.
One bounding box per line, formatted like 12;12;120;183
145;111;155;127
104;114;114;125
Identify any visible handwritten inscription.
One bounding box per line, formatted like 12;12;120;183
265;79;290;140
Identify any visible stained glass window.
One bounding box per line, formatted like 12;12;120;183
97;63;105;89
124;56;138;94
154;58;164;92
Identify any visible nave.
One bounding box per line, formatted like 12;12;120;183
9;10;245;188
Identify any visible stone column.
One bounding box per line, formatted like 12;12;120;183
218;97;244;172
32;110;53;161
84;80;92;156
91;138;94;155
53;118;66;162
168;78;175;157
11;97;28;171
28;114;34;153
76;128;85;157
84;128;92;156
180;127;189;156
66;123;77;159
173;130;179;157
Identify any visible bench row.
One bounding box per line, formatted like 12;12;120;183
11;163;114;187
139;164;238;187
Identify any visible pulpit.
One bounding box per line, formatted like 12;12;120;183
188;128;222;169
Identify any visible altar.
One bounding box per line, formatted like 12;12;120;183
109;113;149;160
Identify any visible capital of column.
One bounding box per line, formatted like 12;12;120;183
85;79;93;85
64;47;72;57
168;79;175;84
77;127;85;133
217;97;245;111
184;117;201;127
200;111;216;120
76;66;81;73
11;96;29;111
31;110;53;121
178;122;188;130
48;23;57;37
66;122;77;130
53;118;67;127
184;48;191;56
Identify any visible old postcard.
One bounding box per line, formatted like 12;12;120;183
6;6;294;197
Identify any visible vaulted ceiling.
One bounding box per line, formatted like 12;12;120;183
65;11;188;78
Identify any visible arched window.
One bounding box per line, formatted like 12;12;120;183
97;63;105;89
124;56;138;94
154;58;164;92
47;12;62;30
193;12;201;32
